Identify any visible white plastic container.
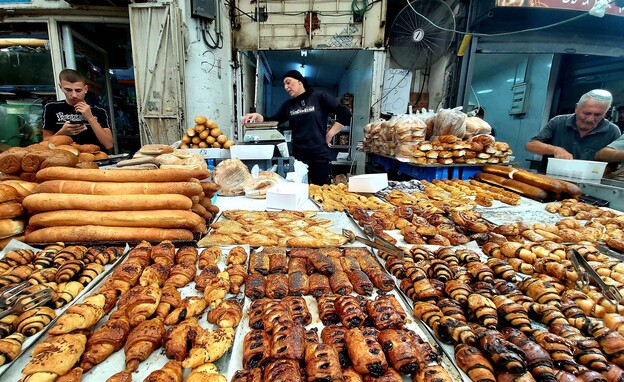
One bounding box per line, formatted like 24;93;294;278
546;158;607;180
348;173;389;193
266;183;309;210
229;145;275;160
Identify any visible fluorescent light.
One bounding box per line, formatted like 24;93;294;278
506;78;515;83
0;38;48;47
476;89;493;94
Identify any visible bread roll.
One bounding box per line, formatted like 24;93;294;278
0;218;25;239
36;167;195;182
1;180;38;198
77;144;100;153
139;145;174;155
75;161;100;169
0;201;23;219
0;148;28;175
78;153;96;162
40;149;79;169
560;180;582;197
0;184;18;203
25;226;193;243
38;180;203;197
23;193;193;211
116;157;159;167
29;209;204;229
48;135;74;146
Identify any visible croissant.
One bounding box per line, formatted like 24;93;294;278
182;327;235;368
185;362;227;382
55;367;83;382
21;333;87;382
263;359;303;382
194;265;219;291
0;332;24;366
77;263;105;285
165;296;207;326
588;322;624;368
321;324;350;367
107;258;144;296
80;316;131;371
309;273;331;298
175;245;198;267
53;245;87;266
468;294;498;329
151;240;176;267
34;244;63;269
265;273;288;299
199;246;221;270
2;249;35;266
501;327;557;382
474;326;527;374
304;343;343;382
105;370;132;382
437;316;476;345
335;295;367;329
14;306;56;336
454;343;496;382
27;267;58;285
140;263;171;287
492;295;532;335
204;271;230;309
124;317;166;372
84;246;123;265
164;262;197;288
244;274;266;300
227;246;248;266
207;298;243;328
163;317;202;362
243;330;271;369
124;285;162;327
0;265;34;287
283;296;312;326
345;327;387;377
226;264;247;294
156;284;181;320
49;294;106;335
126;241;153;267
144;359;183;382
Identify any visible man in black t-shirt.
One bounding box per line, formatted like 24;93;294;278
43;69;113;151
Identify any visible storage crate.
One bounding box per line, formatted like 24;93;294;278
547;158;607;180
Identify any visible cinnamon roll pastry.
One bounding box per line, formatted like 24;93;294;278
151;240;176;267
175;246;198;266
262;300;291;332
283;296;312;326
249;251;269;276
226;264;247;294
14;306;56;336
346;270;374;296
335;295;367;329
49;294;106;334
263;359;303;382
249;298;267;330
155;284;181;320
124;317;166;372
0;332;24;366
265;273;288;299
288;272;309;296
288;257;309;274
227;246;248;266
366;297;404;330
164;262;196;288
198;246;221;270
78;263;105;285
309;273;331;297
245;274;266;300
309;251;335;275
140;263;171;287
268;251;288;274
80;316;131;371
304;343;343;382
345;327;388;377
321;324;350;367
144;359;183;382
317;293;340;325
243;330;271;369
55;260;84;283
270;321;306;361
378;329;436;373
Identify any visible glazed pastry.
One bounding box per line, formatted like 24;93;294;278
84;246;123;265
21;333;87;381
288;271;309;296
182;327;235;368
288;257;308;274
262;300;291;332
164;262;197;288
155;284;181;320
335;295;367;329
175;246;198;266
165;296;207;326
77;263;105;285
305;327;319;345
304;343;343;382
231;368;262;382
203;271;230;308
263;359;303;382
268;250;288;274
245;274;266;300
199;246;221;270
243;329;271;369
49;294;106;334
329;264;353;296
342;367;364;382
248;298;267;330
378;329;436;373
105;370;132;382
271;321;306;361
207;298;243;328
163;317;202;362
454;343;496;382
308;251;335;275
354;252;395;291
364;368;402;382
126;241;153;267
321;324;350;367
80;316;131;371
265;273;288;299
124;317;166;372
345;327;388;377
14;306;56;336
226;246;248;266
346;270;374;296
53;245;87;266
194;265;220;291
151;240;176;267
366;297;403;330
55;367;83;382
317;293;339;325
144;359;183;382
185;362;227;382
226;264;247;294
249;251;269;275
140;263;171;287
412;365;453;382
106;258;144;296
0;332;25;366
283;296;312;326
53;260;83;284
309;273;331;297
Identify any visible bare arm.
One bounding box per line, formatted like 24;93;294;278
525;140;573;159
75;101;114;150
326;122;344;147
243;113;264;124
595;147;624;162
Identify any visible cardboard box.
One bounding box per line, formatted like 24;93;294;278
547;158;607;180
266;183;309;210
182;148;230;159
230;145;274;160
348;173;388;193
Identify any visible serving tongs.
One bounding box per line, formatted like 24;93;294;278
0;281;30;308
0;287;52;320
342;228;405;259
567;248;623;306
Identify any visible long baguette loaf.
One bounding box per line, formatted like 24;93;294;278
484;164;564;194
29;209;204;229
559;180;582;197
0;218;25;239
482;164;514;178
0;201;24;219
23;193;192;211
25;225;194;243
38;180;203;197
36;167;195;182
475;173;548;200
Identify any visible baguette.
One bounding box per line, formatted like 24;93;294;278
475;173;548;200
0;201;23;219
510;169;563;194
25;225;194;243
29;209;204;229
482;164;514;178
559;180;582;197
23;193;193;211
38;180;203;197
1;180;39;198
36;167;195;182
0;218;25;239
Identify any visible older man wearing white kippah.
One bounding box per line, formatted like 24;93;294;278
525;89;621;172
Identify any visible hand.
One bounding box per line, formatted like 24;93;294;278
60;122;87;136
553;147;573;159
74;101;93;120
243;113;263;124
326;133;333;147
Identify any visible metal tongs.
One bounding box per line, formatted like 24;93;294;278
342;228;406;259
567;248;623;306
0;282;52;320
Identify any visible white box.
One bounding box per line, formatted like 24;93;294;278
266;183;309;210
546;158;607;180
183;148;230;158
230;145;274;160
348;173;389;193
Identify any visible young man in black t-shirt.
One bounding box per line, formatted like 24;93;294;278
43;69;114;151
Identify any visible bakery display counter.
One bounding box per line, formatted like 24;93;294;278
368;153;486;181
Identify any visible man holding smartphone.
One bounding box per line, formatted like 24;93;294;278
43;69;114;151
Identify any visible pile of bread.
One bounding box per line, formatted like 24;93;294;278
114;144;210;175
180;115;235;149
0;136;107;182
0;181;38;248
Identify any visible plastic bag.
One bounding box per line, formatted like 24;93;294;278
432;107;467;138
213;159;252;196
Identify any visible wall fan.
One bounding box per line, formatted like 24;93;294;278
388;0;456;70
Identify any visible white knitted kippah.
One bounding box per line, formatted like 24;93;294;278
587;89;613;102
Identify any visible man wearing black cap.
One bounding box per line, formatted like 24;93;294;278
243;70;352;185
